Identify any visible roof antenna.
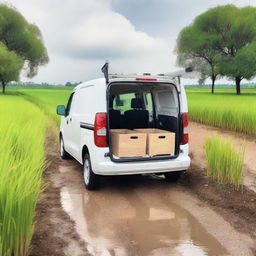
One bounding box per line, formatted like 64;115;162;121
101;60;109;84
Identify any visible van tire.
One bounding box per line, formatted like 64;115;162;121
60;136;70;159
164;171;183;182
83;153;99;190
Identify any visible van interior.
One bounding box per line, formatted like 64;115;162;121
107;82;181;160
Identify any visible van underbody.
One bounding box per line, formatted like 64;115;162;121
107;81;182;163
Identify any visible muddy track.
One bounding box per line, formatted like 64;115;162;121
30;130;256;256
29;133;87;256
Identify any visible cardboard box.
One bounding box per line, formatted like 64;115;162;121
110;129;147;157
134;128;175;156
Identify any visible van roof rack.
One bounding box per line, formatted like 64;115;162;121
101;60;193;84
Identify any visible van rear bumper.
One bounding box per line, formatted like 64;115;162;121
92;155;191;175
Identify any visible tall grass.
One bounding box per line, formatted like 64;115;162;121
0;95;46;256
187;90;256;136
204;134;244;190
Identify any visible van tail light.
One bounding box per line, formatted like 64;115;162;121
94;113;107;147
182;112;189;145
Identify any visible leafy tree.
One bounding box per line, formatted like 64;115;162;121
192;5;256;94
0;4;49;94
176;5;256;94
0;43;23;94
176;25;219;93
65;82;72;86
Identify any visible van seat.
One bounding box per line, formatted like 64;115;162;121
109;109;121;129
123;98;149;129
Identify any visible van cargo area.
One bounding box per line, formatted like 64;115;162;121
107;81;181;162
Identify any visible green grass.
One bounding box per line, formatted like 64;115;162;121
187;89;256;136
204;134;244;190
0;95;47;256
18;88;72;124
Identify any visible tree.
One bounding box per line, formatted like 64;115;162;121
65;82;72;86
217;42;256;94
0;43;23;94
0;4;49;94
176;5;256;94
176;25;219;93
192;5;256;94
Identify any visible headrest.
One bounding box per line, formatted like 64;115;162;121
131;98;143;109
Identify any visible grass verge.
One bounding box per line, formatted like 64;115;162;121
0;95;46;256
204;134;244;190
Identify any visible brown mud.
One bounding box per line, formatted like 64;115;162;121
29;133;87;256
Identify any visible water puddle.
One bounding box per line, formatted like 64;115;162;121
59;169;228;256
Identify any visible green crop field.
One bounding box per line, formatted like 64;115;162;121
0;87;72;256
18;88;72;124
186;89;256;136
0;94;47;256
0;88;72;256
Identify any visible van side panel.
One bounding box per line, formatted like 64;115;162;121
73;82;107;164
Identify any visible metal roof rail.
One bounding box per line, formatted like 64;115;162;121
101;60;194;82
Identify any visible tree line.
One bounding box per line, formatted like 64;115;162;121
176;4;256;94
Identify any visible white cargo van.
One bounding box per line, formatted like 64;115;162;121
57;62;191;190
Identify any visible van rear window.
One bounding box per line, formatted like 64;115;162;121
113;93;135;113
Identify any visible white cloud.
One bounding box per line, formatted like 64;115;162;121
7;0;172;83
6;0;255;84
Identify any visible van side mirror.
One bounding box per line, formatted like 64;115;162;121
57;105;66;116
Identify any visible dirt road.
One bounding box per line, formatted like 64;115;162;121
189;122;256;192
29;129;256;256
59;165;254;256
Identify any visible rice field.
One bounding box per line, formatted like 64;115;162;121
18;89;72;124
186;89;256;136
204;134;244;190
0;95;47;256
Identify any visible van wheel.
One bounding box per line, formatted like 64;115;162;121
164;171;183;182
83;153;99;190
60;136;70;159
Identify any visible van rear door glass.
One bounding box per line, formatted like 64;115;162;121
113;93;135;113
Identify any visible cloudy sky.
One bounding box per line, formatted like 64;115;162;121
6;0;255;84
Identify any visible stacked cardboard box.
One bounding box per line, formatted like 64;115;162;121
135;128;175;156
110;128;175;157
110;129;147;157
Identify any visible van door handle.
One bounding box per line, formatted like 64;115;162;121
70;117;72;123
